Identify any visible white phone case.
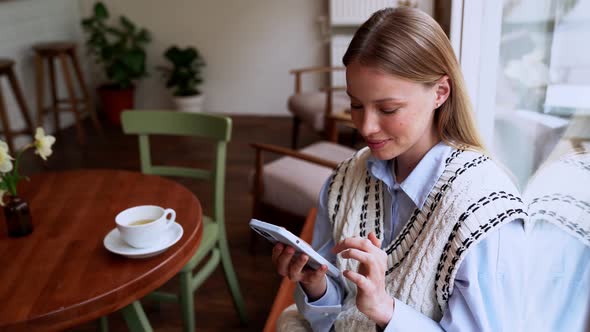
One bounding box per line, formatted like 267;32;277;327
250;219;341;278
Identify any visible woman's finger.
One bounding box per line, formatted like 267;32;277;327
368;232;381;248
340;248;373;265
287;254;308;280
333;236;376;254
271;243;285;265
276;246;296;277
343;269;372;292
303;264;328;282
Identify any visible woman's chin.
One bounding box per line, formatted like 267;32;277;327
368;146;398;161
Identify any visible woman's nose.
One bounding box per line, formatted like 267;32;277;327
359;110;380;137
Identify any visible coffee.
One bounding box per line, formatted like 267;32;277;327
129;219;155;226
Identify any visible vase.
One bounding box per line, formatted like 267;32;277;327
4;196;33;237
173;94;204;113
97;85;135;125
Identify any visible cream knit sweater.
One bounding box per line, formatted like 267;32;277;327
327;147;527;331
524;152;590;246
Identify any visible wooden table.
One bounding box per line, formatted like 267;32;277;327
0;170;203;331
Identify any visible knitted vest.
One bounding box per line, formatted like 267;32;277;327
327;147;528;331
524;152;590;247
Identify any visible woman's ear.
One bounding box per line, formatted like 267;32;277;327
434;75;451;108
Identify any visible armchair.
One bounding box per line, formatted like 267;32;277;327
288;66;351;148
250;140;355;249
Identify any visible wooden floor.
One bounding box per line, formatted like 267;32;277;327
21;115;323;332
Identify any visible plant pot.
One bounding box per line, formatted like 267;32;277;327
173;94;204;113
4;196;33;237
98;85;135;125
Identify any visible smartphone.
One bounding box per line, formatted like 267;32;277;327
249;219;340;278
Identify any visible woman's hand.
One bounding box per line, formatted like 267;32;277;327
333;233;394;328
272;243;329;301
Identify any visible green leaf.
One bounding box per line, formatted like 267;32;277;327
109;62;130;88
94;2;109;20
121;50;145;75
136;29;151;44
81;18;94;29
81;2;150;87
161;45;205;95
105;27;124;38
120;16;136;33
100;46;114;62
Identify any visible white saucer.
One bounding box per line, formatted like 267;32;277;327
104;222;184;259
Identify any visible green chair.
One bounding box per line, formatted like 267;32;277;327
121;110;248;331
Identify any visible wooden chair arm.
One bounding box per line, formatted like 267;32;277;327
250;143;339;169
290;66;345;93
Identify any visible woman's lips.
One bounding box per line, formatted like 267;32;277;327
366;139;389;150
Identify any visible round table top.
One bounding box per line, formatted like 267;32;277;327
0;169;203;331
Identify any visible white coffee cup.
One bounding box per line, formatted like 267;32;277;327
115;205;176;248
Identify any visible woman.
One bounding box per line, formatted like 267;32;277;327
273;7;527;332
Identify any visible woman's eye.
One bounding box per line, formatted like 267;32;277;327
380;108;399;115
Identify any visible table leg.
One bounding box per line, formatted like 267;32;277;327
121;301;153;332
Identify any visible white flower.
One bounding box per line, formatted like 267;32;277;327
0;141;13;173
34;128;56;161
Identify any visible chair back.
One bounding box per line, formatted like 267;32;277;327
121;110;231;224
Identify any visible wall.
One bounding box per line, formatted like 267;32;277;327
0;0;439;139
0;0;85;147
79;0;326;116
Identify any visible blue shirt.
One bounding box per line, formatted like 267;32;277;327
524;220;590;332
294;142;527;331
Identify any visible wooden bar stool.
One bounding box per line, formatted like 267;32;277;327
0;58;35;153
33;41;102;144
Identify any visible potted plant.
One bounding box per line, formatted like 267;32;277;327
159;46;206;112
81;2;151;125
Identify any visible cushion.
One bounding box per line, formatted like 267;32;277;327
261;141;355;217
288;91;350;132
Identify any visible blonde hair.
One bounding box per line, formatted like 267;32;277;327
343;7;485;151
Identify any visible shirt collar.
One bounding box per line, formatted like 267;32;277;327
366;141;452;209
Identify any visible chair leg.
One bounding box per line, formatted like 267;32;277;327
218;237;248;325
120;301;153;332
34;54;45;128
70;49;102;134
48;57;60;133
98;316;109;332
179;271;195;332
291;116;301;149
59;53;85;145
6;68;35;138
0;87;15;153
